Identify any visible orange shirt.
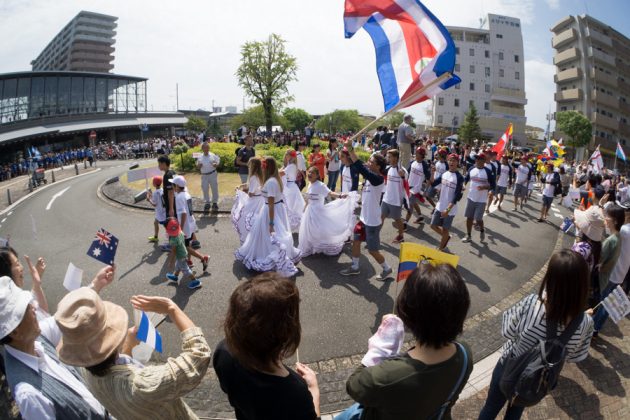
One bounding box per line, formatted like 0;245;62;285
309;152;326;177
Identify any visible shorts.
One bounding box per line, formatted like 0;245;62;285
514;184;528;198
175;257;193;276
157;219;167;226
184;237;192;247
381;201;402;220
353;222;382;252
430;211;455;229
409;192;425;207
464;199;485;221
425;186;438;199
497;186;507;195
542;195;553;208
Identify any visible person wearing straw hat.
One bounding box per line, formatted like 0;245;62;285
0;277;108;419
54;288;211;420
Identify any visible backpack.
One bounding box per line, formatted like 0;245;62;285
499;312;584;408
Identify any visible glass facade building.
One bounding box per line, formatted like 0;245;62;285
0;71;147;125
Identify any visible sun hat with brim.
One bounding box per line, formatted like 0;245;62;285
55;287;128;367
171;175;186;188
0;276;34;340
574;206;605;242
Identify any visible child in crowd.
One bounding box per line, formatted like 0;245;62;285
146;176;166;243
166;219;202;289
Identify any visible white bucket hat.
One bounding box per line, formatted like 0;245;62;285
0;276;34;340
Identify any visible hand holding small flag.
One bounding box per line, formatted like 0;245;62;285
87;228;119;265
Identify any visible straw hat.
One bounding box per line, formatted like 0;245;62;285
574;206;605;242
55;287;128;367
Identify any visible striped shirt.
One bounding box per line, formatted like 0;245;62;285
500;294;593;363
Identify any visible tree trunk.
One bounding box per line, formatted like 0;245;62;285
264;99;273;134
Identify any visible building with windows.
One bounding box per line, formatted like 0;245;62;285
432;14;527;143
31;11;117;73
550;14;630;161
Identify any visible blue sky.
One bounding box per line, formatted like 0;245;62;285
1;0;629;131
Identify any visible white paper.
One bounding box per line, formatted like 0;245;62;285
602;286;630;324
63;262;83;291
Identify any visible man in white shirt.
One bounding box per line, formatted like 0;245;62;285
196;142;220;212
429;154;464;251
381;149;408;244
462;153;495;243
512;154;532;211
396;115;415;169
538;162;560;222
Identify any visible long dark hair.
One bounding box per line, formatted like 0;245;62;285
0;247;18;278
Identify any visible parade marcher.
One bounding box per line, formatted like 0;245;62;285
55;289;211;420
231;157;265;244
492;154;513;211
424;148;447;211
196;142;220;213
462;153;495;243
298;167;357;257
165;219;202;290
381;149;408;244
396;114;415;169
339;142;392;280
405;147;431;225
235;135;256;184
340;148;360;193
146;176;166;243
484;151;500;214
157;155;176;219
326;138;341;191
559;166;571;204
538;162;561;222
512;154;532;211
429;154;464;251
235;157;302;277
281;149;306;232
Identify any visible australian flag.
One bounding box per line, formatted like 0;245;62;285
87;228;119;265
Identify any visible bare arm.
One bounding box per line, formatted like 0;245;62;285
24;255;48;314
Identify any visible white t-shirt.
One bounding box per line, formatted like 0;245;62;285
197;153;220;173
307;181;330;206
396;122;414;145
360;179;386;226
152;188;166;222
341;166;352;193
175;191;195;238
610;223;630;284
542;173;556;198
515;163;530;185
497;163;511;188
327;149;341;172
435;171;461;215
248;176;262;195
262;177;282;203
408;161;426;194
466;166;491;203
383;166;408;206
435;161;447;179
296;153;307;172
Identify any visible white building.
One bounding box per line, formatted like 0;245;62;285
432;14;527;143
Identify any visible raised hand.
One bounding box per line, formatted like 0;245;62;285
91;265;116;293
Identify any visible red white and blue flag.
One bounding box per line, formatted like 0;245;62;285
344;0;460;111
87;228;119;265
617;142;627;163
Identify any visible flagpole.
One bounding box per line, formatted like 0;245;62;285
348;72;454;143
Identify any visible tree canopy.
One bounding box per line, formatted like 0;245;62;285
282;108;313;132
184;115;208;133
381;111;407;129
458;103;482;143
314;109;364;134
230;105;288;132
236;34;298;133
555;111;592;149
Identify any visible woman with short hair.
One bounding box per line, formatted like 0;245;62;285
213;273;320;420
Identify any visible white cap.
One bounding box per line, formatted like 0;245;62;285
172;175;187;188
0;276;34;340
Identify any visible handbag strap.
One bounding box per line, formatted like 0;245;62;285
431;342;469;420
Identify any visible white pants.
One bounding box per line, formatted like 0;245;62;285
201;172;218;204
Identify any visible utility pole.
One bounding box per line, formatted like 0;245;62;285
176;83;179;111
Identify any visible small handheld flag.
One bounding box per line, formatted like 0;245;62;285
598;286;630;324
397;242;459;282
560;217;574;234
617;142;627;163
87;228;119;265
136;311;163;353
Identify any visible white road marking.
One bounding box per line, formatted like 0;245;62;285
7;211;12;216
1;218;5;223
45;186;71;210
555;214;564;219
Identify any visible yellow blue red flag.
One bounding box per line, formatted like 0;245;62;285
397;242;459;282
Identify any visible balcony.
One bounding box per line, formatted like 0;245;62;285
588;47;615;66
593;90;618;108
490;105;525;117
592;112;619;131
491;87;527;105
555;88;582;102
552;28;577;49
551;16;573;33
590;68;617;87
555;67;582;83
585;27;612;47
554;47;580;65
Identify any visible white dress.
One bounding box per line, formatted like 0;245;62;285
282;163;305;231
235;177;301;277
231;176;265;244
298;181;358;257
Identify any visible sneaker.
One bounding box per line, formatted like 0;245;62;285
462;236;472;243
187;279;202;290
212;203;219;211
202;255;209;272
166;273;179;285
392;235;404;244
414;217;425;224
191;240;201;250
340;266;360;276
187;259;193;268
147;236;158;243
537;218;544;222
376;267;393;281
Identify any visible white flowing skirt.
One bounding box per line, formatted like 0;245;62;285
231;190;265;245
235;201;301;277
298;192;358;257
284;182;305;231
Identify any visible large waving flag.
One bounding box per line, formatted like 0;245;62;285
344;0;461;111
492;123;513;159
617;142;627;163
590;145;604;173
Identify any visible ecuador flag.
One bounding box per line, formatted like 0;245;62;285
397;242;459;282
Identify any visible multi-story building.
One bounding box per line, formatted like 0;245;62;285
432;14;527;143
31;11;117;73
550;14;630;161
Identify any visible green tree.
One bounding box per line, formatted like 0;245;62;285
230;105;288;133
184;115;208;133
315;109;364;134
172;143;189;171
381;111;406;129
236;34;298;134
457;103;482;144
555;111;592;150
282;108;312;132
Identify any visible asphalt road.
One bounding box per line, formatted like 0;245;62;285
0;160;573;363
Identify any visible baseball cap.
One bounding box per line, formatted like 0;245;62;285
166;219;181;237
476;153;487;160
152;176;163;188
172;175;186;188
416;147;426;155
447;153;459;161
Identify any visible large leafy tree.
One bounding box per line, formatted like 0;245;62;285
184;115;208;133
283;108;312;132
458;103;482;144
382;111;406;129
236;34;298;133
230;105;288;132
315;109;364;134
555;111;592;149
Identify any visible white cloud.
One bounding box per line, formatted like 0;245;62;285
524;59;556;130
545;0;561;10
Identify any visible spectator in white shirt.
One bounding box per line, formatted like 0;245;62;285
196;142;220;212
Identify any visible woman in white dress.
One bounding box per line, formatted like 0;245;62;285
235;157;301;277
231;157;265;244
281;149;306;231
298;167;358;257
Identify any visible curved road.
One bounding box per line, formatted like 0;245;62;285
0;160;571;362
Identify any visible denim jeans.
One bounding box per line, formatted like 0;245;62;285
593;282;618;331
328;170;340;191
478;359;525;420
334;403;363;420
